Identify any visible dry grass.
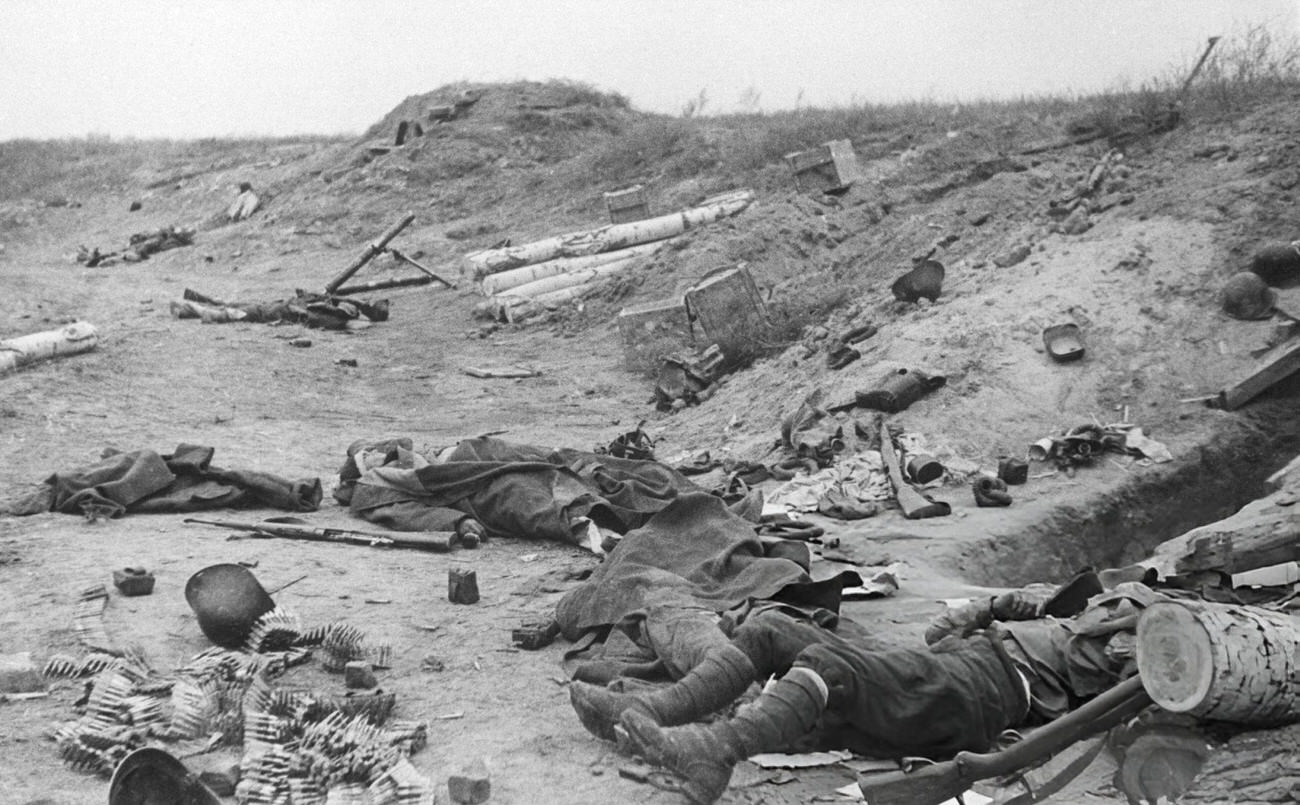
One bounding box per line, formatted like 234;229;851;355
0;135;339;202
575;25;1300;192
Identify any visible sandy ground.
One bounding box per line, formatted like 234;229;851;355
3;84;1300;804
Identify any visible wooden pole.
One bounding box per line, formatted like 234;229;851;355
0;321;99;374
334;275;437;295
324;213;416;294
388;248;456;288
1136;599;1300;725
1178;37;1222;102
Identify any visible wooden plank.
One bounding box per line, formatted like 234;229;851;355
1216;339;1300;410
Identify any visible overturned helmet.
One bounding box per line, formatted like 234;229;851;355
109;748;221;805
1221;271;1276;320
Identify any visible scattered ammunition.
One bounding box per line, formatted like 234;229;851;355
43;654;81;679
294;623;332;647
368;643;393;670
245;607;302;653
72;583;115;653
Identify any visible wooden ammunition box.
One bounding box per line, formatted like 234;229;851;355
683;266;770;363
604;185;651;224
428;105;457;122
784;139;860;193
617;297;694;372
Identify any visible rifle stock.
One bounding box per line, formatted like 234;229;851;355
183;518;457;552
858;676;1151;805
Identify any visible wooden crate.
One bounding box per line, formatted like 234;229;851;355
784;139;860;193
428;105;457;122
684;266;769;361
604;185;650;224
616;297;693;372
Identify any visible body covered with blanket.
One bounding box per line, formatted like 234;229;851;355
335;436;704;546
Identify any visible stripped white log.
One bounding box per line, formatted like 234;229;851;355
0;321;99;374
480;241;664;296
464;190;753;278
505;255;637;299
1136;599;1300;725
492;283;595;323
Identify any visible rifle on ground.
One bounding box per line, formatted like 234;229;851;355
184;517;459;552
880;420;950;519
857;675;1151;805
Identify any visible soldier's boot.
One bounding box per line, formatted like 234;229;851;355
569;643;756;742
614;667;827;804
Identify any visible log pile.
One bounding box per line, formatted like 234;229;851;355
467;191;754;323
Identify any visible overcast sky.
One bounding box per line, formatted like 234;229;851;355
0;0;1295;140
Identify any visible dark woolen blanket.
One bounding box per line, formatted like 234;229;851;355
346;437;702;544
555;492;858;641
5;444;322;518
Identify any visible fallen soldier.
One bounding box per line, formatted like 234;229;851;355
4;443;321;518
335;436;711;549
569;575;1174;804
170;288;389;330
78;226;195;266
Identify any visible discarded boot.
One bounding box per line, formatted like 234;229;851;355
825;344;861;370
570;644;757;742
997;457;1029;485
973;476;1013;507
676;451;720;476
616;668;826;804
1041;569;1104;618
841;323;878;345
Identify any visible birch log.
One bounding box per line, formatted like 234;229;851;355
1136;599;1300;725
0;321;99;374
464;190;753;278
503;255;637;299
492;284;594;323
480;241;664;296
